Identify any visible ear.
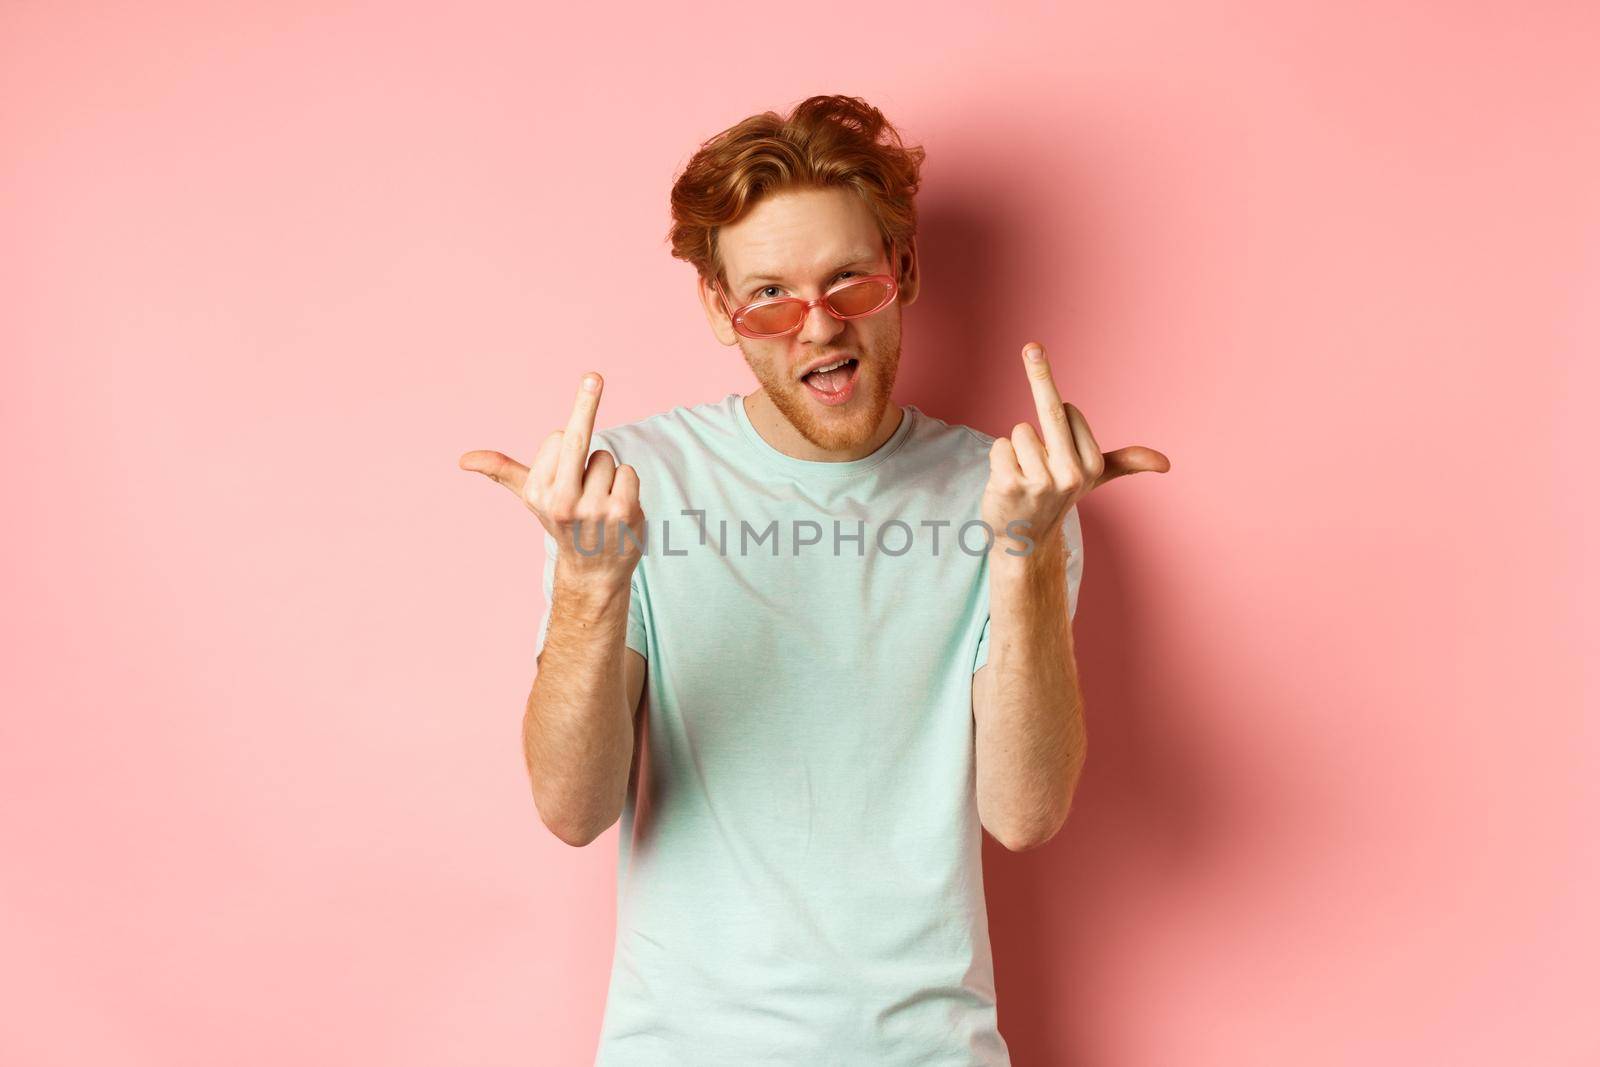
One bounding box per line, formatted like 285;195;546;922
895;236;921;308
697;273;739;346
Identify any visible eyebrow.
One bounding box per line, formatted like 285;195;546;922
738;250;879;295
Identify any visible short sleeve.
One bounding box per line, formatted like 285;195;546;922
972;505;1084;673
533;431;649;665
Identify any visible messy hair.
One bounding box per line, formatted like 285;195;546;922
667;94;926;293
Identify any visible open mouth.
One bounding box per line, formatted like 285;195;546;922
800;358;860;406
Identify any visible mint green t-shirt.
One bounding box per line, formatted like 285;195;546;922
534;393;1083;1066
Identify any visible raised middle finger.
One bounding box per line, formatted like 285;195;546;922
1021;344;1074;464
554;372;602;498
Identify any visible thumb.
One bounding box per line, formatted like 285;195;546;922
459;449;531;494
1094;445;1171;487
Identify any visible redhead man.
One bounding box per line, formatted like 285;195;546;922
462;94;1168;1066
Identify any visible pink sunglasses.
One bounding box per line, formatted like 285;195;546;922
712;242;900;339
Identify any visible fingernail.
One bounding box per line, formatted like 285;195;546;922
583;374;599;391
1025;345;1043;361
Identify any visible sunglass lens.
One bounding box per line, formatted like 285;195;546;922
827;278;894;317
742;301;806;336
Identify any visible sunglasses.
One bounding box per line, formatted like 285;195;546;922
712;245;900;340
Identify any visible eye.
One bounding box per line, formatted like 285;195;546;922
754;271;859;301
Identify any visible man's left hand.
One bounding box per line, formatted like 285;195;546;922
981;342;1171;559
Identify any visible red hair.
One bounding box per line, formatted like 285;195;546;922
667;94;927;290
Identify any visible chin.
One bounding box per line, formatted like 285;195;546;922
744;330;902;451
775;370;890;452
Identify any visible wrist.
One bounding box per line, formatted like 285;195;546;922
988;532;1066;585
552;561;634;614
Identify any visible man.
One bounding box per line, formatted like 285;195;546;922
461;95;1168;1066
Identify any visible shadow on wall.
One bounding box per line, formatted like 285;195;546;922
895;193;1022;426
983;505;1236;1064
901;186;1236;1063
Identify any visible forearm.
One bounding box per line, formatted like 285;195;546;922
974;536;1086;850
525;566;635;846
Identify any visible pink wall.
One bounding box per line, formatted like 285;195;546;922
3;3;1595;1064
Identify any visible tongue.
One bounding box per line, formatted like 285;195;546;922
807;364;851;393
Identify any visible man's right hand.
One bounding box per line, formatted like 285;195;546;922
459;371;645;592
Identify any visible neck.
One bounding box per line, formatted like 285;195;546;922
742;389;903;462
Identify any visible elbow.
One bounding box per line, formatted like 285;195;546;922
993;818;1062;853
990;780;1082;852
548;820;606;848
531;787;620;848
541;808;616;848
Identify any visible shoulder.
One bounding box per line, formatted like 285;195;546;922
904;404;1001;458
896;405;1000;487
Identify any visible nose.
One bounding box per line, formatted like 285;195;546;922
797;299;846;345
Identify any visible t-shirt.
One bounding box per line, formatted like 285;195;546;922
533;392;1084;1066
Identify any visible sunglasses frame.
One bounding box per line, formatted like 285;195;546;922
712;241;900;340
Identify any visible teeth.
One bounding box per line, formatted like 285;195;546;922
809;358;850;375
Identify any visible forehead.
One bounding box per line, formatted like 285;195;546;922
720;186;885;287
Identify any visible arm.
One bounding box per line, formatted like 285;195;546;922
525;576;648;846
460;370;650;848
972;530;1085;852
972;340;1169;851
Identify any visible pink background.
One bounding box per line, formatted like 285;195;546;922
3;3;1595;1064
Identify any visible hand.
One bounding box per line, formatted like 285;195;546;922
982;342;1170;559
459;371;645;591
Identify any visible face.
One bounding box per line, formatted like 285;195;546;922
701;186;917;454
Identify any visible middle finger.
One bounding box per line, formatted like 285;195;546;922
1022;344;1074;462
554;372;603;497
